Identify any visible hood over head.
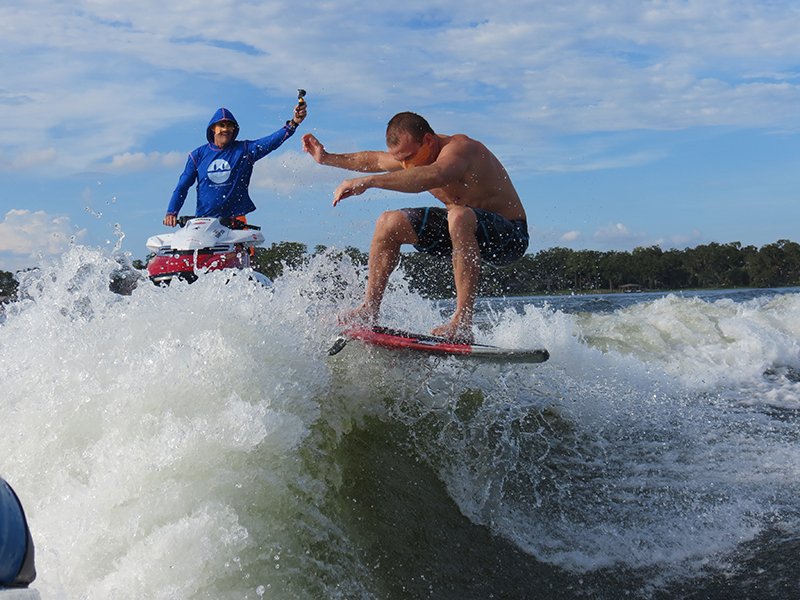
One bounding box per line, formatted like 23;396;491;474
206;108;240;144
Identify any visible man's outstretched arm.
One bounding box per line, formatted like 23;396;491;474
302;133;401;173
331;142;470;205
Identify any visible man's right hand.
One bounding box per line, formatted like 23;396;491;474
163;214;177;227
333;177;368;206
302;133;326;164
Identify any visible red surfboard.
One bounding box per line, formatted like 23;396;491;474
329;325;549;364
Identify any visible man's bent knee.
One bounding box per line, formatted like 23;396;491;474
447;206;477;231
446;207;478;243
374;210;417;243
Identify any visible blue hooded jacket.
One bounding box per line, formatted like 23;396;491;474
166;108;297;219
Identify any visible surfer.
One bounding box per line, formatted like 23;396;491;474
163;96;307;227
302;111;528;342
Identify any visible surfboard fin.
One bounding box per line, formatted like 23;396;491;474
327;337;348;356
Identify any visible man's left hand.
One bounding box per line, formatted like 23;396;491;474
292;102;307;125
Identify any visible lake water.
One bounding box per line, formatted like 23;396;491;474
2;246;798;598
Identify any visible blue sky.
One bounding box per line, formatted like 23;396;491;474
1;1;799;272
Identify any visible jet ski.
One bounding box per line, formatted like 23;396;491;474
145;216;271;286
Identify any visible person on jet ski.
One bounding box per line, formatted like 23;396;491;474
163;99;307;227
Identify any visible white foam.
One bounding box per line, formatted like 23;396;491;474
1;246;366;599
385;290;800;581
3;246;798;595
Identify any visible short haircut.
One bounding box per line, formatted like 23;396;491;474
386;112;435;146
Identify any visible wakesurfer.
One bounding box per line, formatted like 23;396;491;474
302;111;528;343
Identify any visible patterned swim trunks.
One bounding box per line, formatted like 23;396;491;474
401;207;529;266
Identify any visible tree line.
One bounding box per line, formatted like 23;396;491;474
249;238;800;298
2;239;799;302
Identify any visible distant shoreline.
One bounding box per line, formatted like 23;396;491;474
2;237;800;301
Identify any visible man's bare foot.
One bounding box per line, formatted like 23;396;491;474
339;303;378;328
431;319;474;344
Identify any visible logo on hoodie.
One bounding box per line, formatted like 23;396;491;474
208;159;232;184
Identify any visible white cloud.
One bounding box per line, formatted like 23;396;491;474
654;229;705;250
106;151;185;172
0;209;87;259
4;148;59;171
3;0;800;179
560;230;581;243
593;222;648;247
590;224;708;251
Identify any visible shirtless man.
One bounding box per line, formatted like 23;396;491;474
302;111;528;342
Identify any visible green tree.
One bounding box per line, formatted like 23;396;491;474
781;240;800;285
631;246;662;289
564;250;603;291
0;270;18;299
529;247;572;292
598;251;634;290
343;246;368;267
746;240;800;287
252;241;308;279
682;242;744;288
659;249;692;289
399;253;454;298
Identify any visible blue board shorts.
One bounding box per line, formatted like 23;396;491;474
401;207;529;267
